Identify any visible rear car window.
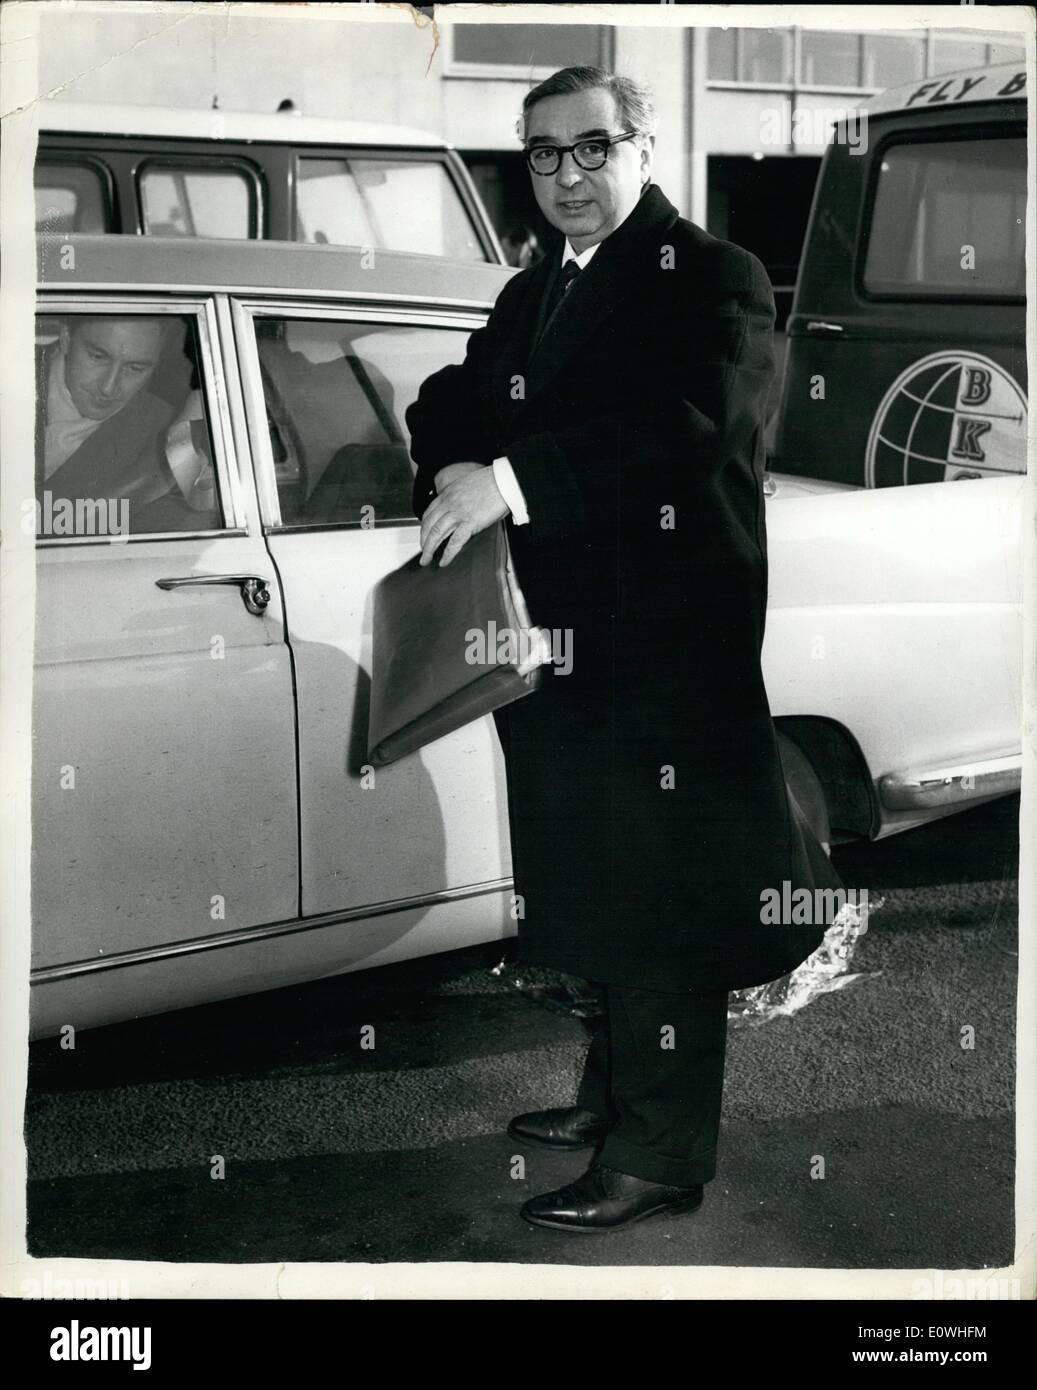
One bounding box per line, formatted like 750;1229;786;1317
295;156;485;261
864;135;1025;298
35;162;109;234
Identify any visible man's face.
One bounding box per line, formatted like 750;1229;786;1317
524;88;652;253
59;318;164;421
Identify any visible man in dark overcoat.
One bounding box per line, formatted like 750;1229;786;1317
406;66;845;1232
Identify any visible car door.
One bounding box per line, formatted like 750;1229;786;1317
231;296;513;953
31;295;298;1034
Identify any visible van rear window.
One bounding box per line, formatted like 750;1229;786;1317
864;136;1025;299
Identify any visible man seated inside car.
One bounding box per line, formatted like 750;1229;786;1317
35;314;219;535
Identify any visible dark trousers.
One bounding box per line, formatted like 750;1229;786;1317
574;983;730;1187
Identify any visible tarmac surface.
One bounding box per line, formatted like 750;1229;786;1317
24;795;1019;1274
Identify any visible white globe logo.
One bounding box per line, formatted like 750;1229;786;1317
865;351;1027;487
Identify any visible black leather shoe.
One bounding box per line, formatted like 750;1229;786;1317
520;1164;704;1232
507;1106;610;1150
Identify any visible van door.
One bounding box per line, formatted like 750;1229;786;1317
776;115;1027;486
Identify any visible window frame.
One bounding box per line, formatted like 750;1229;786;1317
34;154;115;234
34;294;250;546
443;22;614;80
856;123;1027;306
290;148;490;263
706;27;1022;97
136;155;263;239
231;297;491;533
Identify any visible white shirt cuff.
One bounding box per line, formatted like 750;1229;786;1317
491;455;529;525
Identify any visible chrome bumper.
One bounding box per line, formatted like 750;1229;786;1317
879;753;1022;811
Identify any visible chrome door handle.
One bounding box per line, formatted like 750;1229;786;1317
156;574;272;616
805;320;844;335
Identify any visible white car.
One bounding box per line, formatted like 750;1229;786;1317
27;229;1021;1039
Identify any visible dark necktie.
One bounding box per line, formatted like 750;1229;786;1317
537;257;581;344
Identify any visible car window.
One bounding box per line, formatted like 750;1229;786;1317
254;316;473;527
35;310;225;539
34;162;108;234
295;157;484;261
139;164;257;238
864;136;1025;298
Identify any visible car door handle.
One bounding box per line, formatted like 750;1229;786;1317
156;574;272;616
805;320;844;336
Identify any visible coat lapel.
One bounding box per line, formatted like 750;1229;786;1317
490;251;554;435
496;185;680;428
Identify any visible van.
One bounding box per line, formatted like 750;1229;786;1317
33;100;505;265
772;62;1026;488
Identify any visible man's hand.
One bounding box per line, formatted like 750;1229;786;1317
433;462;483;492
420;463;509;567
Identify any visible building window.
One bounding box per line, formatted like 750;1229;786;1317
800;30;861;88
988;40;1025;65
708;28;792;86
708;27;1026;94
708;28;737;82
445;23;611;79
742;29;794;85
931;38;993;75
861;34;925;89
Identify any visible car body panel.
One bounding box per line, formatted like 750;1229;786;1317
762;475;1023;833
26;231;1024;1036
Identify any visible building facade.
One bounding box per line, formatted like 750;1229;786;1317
38;12;1025;318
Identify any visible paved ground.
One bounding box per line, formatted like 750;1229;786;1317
24;795;1018;1270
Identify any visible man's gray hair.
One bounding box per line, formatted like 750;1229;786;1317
518;67;657;143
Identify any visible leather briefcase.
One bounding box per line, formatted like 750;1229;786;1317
367;522;552;766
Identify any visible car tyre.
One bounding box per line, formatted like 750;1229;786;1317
776;730;831;856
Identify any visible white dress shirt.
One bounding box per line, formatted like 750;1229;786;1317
491;239;601;526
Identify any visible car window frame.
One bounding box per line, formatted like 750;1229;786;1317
291;147;497;264
34;293;250;546
34;153;116;234
136;155;264;240
231;296;491;533
855;119;1027;307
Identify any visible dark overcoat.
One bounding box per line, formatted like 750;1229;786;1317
406;183;845;993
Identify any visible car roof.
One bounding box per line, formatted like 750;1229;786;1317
858;59;1026;119
36;234;514;306
36;100;453;150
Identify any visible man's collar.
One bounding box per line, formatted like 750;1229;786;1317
562;239;601;271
